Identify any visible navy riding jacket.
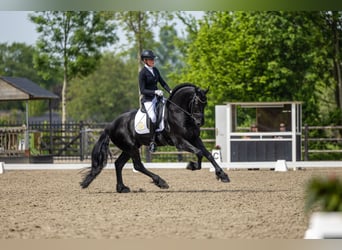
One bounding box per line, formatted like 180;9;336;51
139;66;171;102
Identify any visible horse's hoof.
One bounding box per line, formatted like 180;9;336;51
186;161;201;171
216;172;230;183
117;184;131;193
159;182;169;189
221;176;230;183
152;176;169;189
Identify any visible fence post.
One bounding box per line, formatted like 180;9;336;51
304;123;309;161
177;149;183;162
79;121;84;161
145;146;151;162
49;100;53;155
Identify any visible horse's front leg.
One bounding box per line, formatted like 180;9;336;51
174;138;203;171
193;138;230;183
186;154;203;171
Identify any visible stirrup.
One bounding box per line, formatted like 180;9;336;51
149;142;157;152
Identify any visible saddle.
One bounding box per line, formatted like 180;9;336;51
134;98;165;135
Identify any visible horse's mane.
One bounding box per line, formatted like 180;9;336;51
169;83;196;100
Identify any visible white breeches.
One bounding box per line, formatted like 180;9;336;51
143;98;158;123
143;97;165;124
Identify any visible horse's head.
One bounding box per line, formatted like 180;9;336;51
190;87;209;127
168;83;209;127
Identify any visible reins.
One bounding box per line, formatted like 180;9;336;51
166;98;193;117
166;91;206;122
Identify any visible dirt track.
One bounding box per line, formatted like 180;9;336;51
1;167;341;239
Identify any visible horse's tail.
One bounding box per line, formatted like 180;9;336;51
80;131;110;188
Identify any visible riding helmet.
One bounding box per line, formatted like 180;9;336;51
141;50;157;61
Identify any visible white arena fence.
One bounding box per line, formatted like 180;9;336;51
2;161;342;172
1;123;342;166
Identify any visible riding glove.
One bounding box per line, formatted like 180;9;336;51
154;90;163;96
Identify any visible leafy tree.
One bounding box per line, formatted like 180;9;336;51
29;11;118;123
0;43;37;80
114;12;158;67
113;11;174;69
154;25;183;86
67;53;138;122
318;11;342;124
167;11;202;84
180;11;328;126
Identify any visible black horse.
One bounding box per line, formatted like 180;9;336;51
80;83;230;193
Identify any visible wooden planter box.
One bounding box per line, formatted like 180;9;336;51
29;155;53;164
0;156;29;163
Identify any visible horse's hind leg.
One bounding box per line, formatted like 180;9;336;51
115;152;131;193
131;150;169;189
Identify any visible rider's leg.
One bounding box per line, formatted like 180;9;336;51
144;101;158;152
149;122;157;152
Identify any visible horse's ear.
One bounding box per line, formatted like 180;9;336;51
205;87;210;94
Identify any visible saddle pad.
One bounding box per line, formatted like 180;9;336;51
134;110;150;134
134;108;165;135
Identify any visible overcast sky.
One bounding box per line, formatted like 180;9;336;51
0;11;38;45
0;11;203;47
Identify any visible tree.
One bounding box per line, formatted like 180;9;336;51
154;25;183;85
67;53;138;122
0;43;37;80
29;11;118;123
114;11;153;65
113;12;174;69
319;11;342;124
180;11;329;126
166;11;202;84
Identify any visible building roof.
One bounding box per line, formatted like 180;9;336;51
0;76;59;101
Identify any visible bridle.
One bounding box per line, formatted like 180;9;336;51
189;93;207;116
166;90;207;124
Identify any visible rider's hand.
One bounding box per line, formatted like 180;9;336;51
154;90;163;97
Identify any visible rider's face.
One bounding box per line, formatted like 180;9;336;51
145;58;155;67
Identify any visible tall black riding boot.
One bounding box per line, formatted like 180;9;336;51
149;122;157;153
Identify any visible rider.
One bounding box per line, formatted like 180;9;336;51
139;49;172;152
